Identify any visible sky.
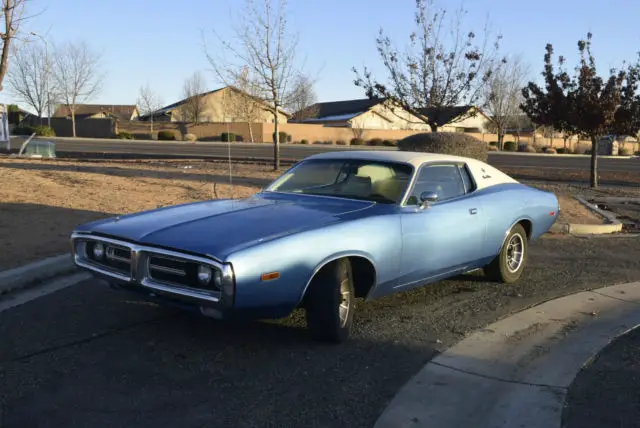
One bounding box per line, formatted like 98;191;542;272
5;0;640;113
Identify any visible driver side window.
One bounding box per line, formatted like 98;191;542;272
407;163;467;205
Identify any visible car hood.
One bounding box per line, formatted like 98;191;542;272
77;194;374;259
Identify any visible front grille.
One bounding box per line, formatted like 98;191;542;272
147;255;220;292
85;241;132;275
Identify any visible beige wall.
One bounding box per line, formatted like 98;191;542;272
265;122;427;142
170;88;289;124
440;111;491;133
118;121;264;142
350;103;431;131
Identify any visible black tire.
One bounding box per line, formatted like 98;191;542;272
305;258;355;343
484;223;528;283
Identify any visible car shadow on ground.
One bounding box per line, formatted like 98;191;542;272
0;161;274;189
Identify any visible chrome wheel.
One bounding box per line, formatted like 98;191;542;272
505;233;525;273
339;278;352;327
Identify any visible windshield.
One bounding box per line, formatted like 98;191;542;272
264;159;413;204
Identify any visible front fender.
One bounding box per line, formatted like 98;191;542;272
225;214;402;317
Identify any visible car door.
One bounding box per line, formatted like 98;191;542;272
396;162;486;289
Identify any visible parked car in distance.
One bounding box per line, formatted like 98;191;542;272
70;151;560;343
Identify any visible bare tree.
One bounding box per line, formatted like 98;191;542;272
50;41;102;137
223;69;264;142
0;0;34;93
484;55;528;149
287;73;317;121
353;0;503;131
205;0;300;170
137;83;163;134
179;71;206;123
6;42;50;121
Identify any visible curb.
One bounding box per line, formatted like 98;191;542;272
0;254;77;296
374;281;640;428
550;196;624;235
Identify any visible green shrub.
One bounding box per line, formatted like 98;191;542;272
382;139;396;147
272;131;289;143
117;131;134;139
350;138;365;146
635;151;640;156
489;141;498;147
313;140;323;145
366;138;384;146
503;141;517;151
518;144;536;153
13;125;35;135
158;130;176;141
398;132;488;162
184;133;197;142
220;132;235;142
235;134;244;142
34;125;55;137
619;147;632;156
556;147;568;154
336;140;347;145
300;139;309;144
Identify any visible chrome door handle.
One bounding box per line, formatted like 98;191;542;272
469;208;478;215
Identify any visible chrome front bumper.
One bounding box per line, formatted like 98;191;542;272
70;232;235;309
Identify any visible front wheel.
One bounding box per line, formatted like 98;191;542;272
305;258;355;343
484;223;528;283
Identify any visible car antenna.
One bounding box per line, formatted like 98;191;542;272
223;87;234;205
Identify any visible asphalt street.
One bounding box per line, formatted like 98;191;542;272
11;137;640;173
2;235;640;428
563;324;640;428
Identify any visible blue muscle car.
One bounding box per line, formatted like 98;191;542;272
70;151;560;342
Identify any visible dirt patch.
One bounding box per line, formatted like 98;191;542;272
556;195;604;225
0;159;279;270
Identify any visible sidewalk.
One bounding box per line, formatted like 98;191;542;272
563;325;640;428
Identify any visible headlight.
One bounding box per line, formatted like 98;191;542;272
212;270;223;288
197;265;212;284
93;242;105;259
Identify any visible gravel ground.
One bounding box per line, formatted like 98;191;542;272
1;235;640;428
563;325;640;428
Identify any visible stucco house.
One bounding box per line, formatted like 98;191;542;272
290;98;431;131
419;105;491;133
52;104;139;121
138;86;290;124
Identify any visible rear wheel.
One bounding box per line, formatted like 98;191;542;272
305;258;355;343
484;223;527;283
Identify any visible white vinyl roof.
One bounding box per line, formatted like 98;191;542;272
304;150;518;189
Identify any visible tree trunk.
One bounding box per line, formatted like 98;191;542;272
71;110;76;137
431;123;439;132
497;130;504;151
248;122;254;143
590;137;599;188
150;116;154;137
273;110;280;170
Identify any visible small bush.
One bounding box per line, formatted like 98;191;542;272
287;134;292;142
518;144;536;153
489;141;498;147
33;125;55;137
300;139;309;144
272;131;289;143
487;145;498;151
13;125;34;135
635;151;640;156
397;132;487;162
235;135;244;142
556;147;569;154
184;133;197;142
116;131;134;139
382;139;396;147
619;147;632;156
220;132;235;142
503;141;517;151
367;138;384;146
158;130;176;141
336;140;347;145
350;138;365;146
544;147;557;154
313;140;323;145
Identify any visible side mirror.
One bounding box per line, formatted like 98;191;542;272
419;191;438;209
